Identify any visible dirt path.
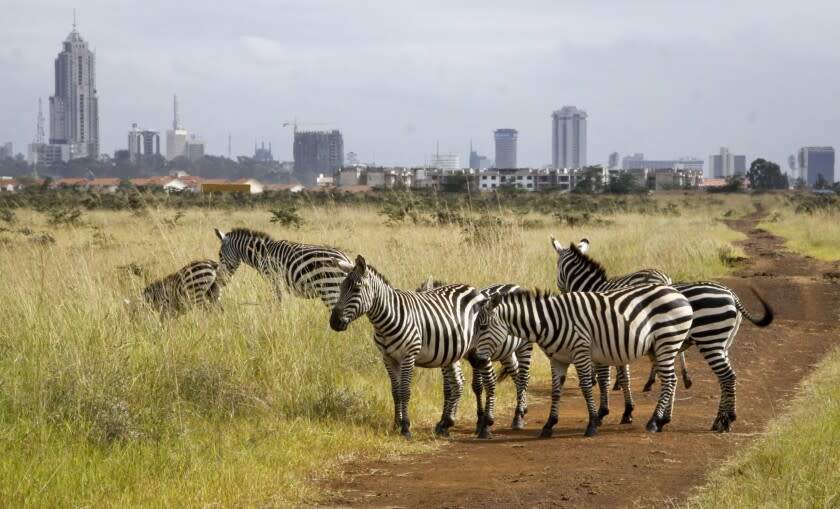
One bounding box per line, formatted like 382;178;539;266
322;207;840;509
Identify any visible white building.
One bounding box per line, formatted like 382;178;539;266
429;153;460;171
128;124;160;163
551;106;587;169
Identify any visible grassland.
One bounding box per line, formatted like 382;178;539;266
0;192;791;507
756;193;840;261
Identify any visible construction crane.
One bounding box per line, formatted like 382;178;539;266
281;118;331;135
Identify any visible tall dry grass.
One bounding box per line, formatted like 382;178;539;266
0;195;754;506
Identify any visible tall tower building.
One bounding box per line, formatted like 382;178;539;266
293;130;344;187
551;106;587;168
166;95;189;160
494;129;518;169
49;20;99;159
798;146;835;187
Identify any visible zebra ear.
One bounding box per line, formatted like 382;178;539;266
485;292;503;312
550;235;564;254
215;228;226;242
355;254;368;274
577;238;590;254
425;275;434;289
337;259;355;274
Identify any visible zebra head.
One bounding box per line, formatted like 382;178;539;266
550;235;590;292
215;228;242;274
473;293;509;364
330;254;372;331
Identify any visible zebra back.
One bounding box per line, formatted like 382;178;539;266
551;236;671;292
215;227;352;307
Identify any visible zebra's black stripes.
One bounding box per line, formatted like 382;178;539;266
474;285;693;437
331;256;486;438
140;259;227;317
552;237;774;432
215;228;352;308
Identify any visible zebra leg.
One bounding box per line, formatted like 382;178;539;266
595;364;611;420
643;362;657;392
381;354;402;431
466;351;484;434
511;342;532;430
679;351;692;389
616;365;635;424
612;366;622;391
540;359;570;439
574;353;600;437
476;359;497;439
397;356;416;439
706;348;737;432
436;363;464;437
646;352;677;433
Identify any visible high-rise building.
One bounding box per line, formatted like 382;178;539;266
166;95;189;160
798;146;835;187
551;106;587;168
293;130;344;187
48;22;99;159
128;124;160;163
185;135;206;162
707;147;746;178
608;152;619;170
254;142;273;162
429;153;460;171
494;129;518;169
0;142;12;160
469;142;491;170
622;153;704;172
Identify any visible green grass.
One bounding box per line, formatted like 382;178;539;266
683;347;840;509
759;208;840;261
0;197;760;506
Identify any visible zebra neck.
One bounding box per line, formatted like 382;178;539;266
498;293;558;342
365;271;400;326
242;238;289;277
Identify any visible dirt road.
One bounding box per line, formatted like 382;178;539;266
323;208;840;508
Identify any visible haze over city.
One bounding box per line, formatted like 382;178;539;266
2;0;840;169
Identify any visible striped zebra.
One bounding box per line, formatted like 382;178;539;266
551;237;774;432
474;285;694;437
419;277;532;436
553;237;694;393
214;228;352;308
330;255;487;438
133;259;228;318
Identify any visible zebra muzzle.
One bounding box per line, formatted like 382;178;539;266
329;311;349;331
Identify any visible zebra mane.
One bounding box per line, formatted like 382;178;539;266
360;261;392;287
567;242;608;282
503;287;559;300
228;227;273;242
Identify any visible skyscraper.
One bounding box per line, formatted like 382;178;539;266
707;147;746;178
128;124;160;163
798;146;835;187
551;106;587;168
494;129;518;169
293;130;344;187
49;21;99;159
166;95;189;160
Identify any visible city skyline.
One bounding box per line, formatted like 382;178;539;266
2;2;840;175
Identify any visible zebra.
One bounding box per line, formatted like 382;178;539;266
131;259;228;318
418;277;532;436
330;255;487;438
474;284;694;437
551;237;774;432
553;237;694;393
214;228;352;308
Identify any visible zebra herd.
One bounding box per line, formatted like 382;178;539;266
136;227;773;439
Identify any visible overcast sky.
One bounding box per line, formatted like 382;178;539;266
2;1;839;172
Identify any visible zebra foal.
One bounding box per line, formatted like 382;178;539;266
474;285;694;437
215;227;352;308
330;255;487;438
130;259;227;318
551;237;773;432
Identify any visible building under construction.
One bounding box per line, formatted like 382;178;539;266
293;130;343;187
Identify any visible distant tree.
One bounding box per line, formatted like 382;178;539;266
815;174;831;189
746;158;789;190
605;172;643;194
573;166;605;194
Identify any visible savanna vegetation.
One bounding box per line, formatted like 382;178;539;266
0;191;836;506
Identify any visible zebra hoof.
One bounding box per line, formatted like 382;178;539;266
646;416;670;433
620;413;633;424
539;427;553;439
711;415;732;433
584;425;599;437
683;377;693;390
401;430;412;439
477;427;492;439
511;414;525;430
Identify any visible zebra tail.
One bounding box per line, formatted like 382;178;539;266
735;286;774;327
